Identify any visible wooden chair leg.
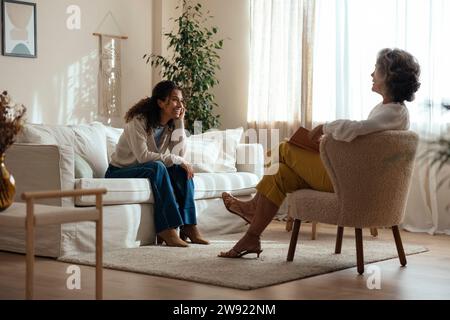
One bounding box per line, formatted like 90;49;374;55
370;228;378;237
96;196;103;300
285;216;294;232
26;199;35;300
355;228;364;275
311;222;317;240
392;226;407;267
95;220;103;300
287;220;301;262
335;226;344;254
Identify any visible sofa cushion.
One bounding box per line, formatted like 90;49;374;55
17;122;109;178
75;172;259;206
185;137;221;173
187;128;244;173
74;153;94;179
193;172;259;199
75;178;153;206
104;126;124;162
17;123;75;145
70;122;109;178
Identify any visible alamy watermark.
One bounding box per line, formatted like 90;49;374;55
66;265;81;290
366;265;382;290
66;5;81;30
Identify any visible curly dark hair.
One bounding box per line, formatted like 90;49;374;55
376;48;421;103
125;80;182;133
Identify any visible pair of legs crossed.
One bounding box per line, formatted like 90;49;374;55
220;142;333;257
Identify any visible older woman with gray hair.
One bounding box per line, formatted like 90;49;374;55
219;48;421;259
312;48;422;142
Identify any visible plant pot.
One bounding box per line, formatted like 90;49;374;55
0;154;16;212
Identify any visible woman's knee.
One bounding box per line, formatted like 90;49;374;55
168;164;188;179
170;164;183;171
143;161;168;176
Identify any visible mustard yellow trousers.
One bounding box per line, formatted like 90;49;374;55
256;142;334;207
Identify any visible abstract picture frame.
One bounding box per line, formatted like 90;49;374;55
1;0;37;58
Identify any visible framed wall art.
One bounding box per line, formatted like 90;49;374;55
1;0;37;58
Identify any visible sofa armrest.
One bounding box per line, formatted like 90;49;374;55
236;143;264;179
5;144;75;207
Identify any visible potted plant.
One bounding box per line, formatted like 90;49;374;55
424;103;450;198
0;91;26;211
144;0;224;132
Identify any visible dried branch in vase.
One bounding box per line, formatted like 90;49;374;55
0;91;27;155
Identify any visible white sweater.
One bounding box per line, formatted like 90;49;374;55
323;102;410;142
110;117;187;168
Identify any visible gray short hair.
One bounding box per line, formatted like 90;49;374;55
376;48;421;103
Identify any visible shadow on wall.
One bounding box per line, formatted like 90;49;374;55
60;50;98;124
29;50;99;125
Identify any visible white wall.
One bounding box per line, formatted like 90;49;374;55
151;0;182;86
198;0;251;131
0;0;251;129
0;0;152;125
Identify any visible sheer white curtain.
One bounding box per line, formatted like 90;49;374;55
248;0;315;142
312;0;450;234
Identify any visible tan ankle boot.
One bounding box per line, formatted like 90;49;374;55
157;228;189;247
180;225;210;245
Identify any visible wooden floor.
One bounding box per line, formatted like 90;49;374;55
1;222;449;300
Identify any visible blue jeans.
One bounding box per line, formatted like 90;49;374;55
105;161;196;234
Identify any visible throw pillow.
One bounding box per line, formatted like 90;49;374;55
186;127;244;173
104;126;124;162
70;122;109;178
18;122;109;178
16;123;73;145
185;137;221;173
74;153;94;179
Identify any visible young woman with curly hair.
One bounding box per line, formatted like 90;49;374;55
106;81;209;247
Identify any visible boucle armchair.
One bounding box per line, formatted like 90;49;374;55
286;131;419;274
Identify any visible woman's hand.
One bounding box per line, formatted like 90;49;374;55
181;162;194;179
308;125;324;143
179;103;186;120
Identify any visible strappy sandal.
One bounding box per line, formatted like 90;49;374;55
218;233;263;259
222;192;252;224
218;248;263;258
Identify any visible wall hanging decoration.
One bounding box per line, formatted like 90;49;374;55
93;11;127;125
1;0;37;58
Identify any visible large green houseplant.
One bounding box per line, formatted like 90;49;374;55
144;0;224;132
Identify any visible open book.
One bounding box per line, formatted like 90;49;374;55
287;126;320;153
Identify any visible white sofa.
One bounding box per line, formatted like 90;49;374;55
1;122;264;258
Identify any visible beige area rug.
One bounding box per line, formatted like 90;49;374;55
58;230;428;290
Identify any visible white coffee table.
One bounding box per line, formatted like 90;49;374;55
0;189;107;300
